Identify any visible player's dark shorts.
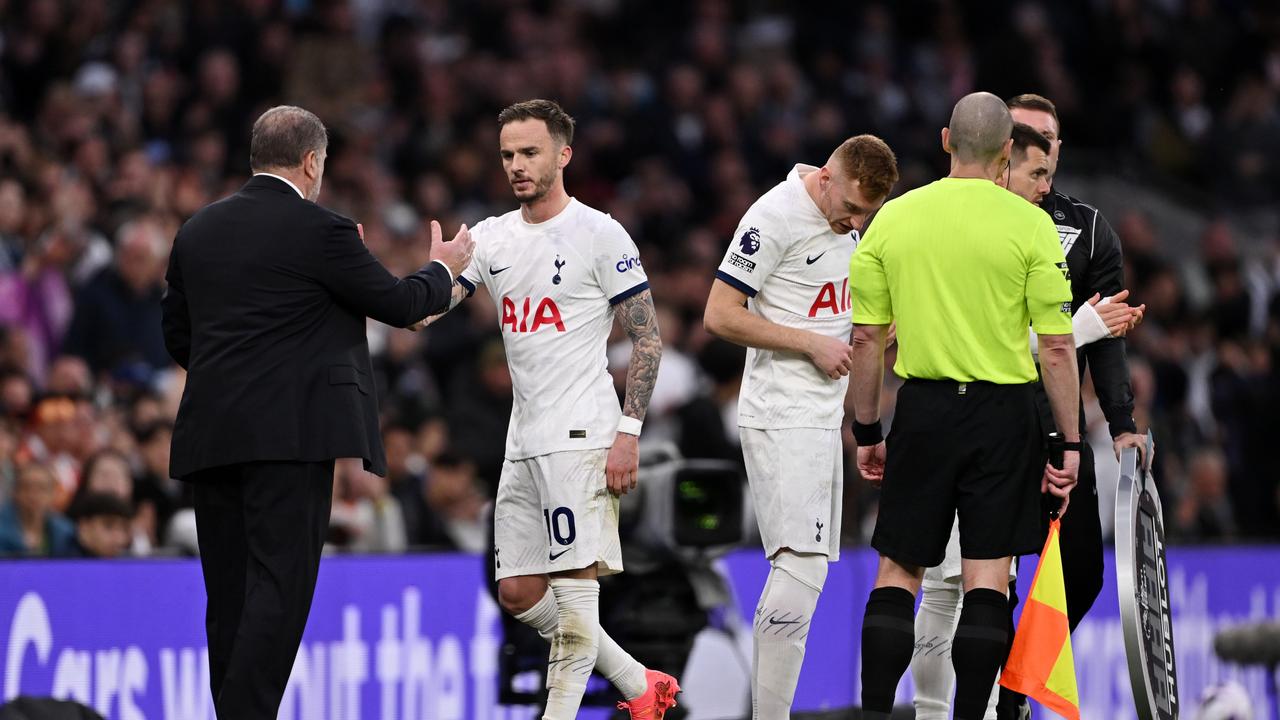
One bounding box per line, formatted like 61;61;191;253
871;379;1043;567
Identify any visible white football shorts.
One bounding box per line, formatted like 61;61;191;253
493;448;622;580
741;427;843;561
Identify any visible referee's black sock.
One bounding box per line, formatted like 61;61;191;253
997;580;1027;718
859;586;915;715
952;588;1010;720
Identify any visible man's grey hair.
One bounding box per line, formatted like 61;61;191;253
115;216;167;257
249;106;328;171
948;92;1013;164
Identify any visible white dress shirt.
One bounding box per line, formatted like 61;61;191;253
253;172;304;198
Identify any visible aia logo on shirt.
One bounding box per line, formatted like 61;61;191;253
501;297;566;333
808;278;851;317
739;227;761;255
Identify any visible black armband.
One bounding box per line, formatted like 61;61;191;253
852;420;883;446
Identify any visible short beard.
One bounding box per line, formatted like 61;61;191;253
514;168;557;203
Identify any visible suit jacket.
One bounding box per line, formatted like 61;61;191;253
161;175;453;478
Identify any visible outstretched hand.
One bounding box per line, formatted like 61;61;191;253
430;220;474;279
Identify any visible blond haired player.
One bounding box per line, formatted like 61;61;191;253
704;135;899;719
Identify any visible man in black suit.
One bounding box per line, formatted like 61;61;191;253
160;105;472;718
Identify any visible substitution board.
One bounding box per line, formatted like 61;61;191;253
1115;433;1179;719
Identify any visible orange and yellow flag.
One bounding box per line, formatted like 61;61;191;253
999;519;1081;720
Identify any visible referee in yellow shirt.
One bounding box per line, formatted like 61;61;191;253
847;92;1082;720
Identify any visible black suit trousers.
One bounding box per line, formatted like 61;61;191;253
189;460;334;719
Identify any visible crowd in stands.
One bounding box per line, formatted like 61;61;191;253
1;0;1278;558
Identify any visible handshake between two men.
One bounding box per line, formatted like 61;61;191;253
357;219;476;331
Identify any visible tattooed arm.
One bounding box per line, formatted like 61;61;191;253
409;282;469;331
605;289;663;495
619;289;663;421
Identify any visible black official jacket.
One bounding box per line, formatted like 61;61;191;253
1038;188;1137;438
161;175;454;478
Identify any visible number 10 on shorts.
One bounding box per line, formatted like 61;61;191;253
543;506;577;546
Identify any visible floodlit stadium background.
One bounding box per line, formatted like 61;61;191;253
2;1;1279;718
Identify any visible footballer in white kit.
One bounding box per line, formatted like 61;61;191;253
704;137;899;720
458;197;645;580
420;100;678;720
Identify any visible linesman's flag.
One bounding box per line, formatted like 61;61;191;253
999;519;1081;719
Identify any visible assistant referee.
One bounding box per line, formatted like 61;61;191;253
847;92;1082;720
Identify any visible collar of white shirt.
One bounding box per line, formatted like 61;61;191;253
253;172;305;199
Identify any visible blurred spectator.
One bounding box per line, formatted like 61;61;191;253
1173;449;1237;541
0;420;18;504
0;178;25;270
372;326;444;428
383;422;454;548
285;0;372;127
45;355;92;396
329;457;408;554
0;229;77;382
424;454;488;554
1210;336;1280;537
1209;78;1280;209
18;395;83;509
72;447;153;552
132;420;185;548
64;491;134;558
675;338;745;465
446;337;512;495
62;218;170;377
74;448;133;501
0;367;34;420
0;462;75;556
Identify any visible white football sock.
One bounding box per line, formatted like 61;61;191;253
597;633;647;701
910;581;1001;720
752;551;827;719
513;586;560;640
912;580;961;719
542;578;601;720
514;584;647;701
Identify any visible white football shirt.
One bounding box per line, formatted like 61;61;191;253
715;164;856;430
460;198;649;459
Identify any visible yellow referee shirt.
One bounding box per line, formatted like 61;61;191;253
849;177;1072;384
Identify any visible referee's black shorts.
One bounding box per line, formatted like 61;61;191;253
871;379;1043;568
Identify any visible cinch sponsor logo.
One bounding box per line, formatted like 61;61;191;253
615;255;642;273
501;297;566;333
808;278;851;318
728;253;756;272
